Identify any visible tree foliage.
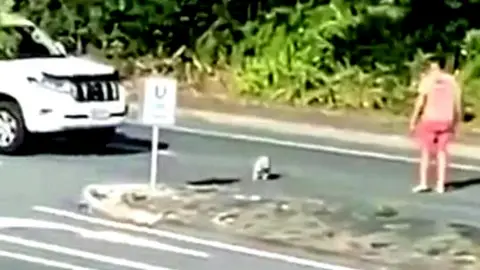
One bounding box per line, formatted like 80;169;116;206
3;0;480;117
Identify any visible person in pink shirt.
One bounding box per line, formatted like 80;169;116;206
409;60;462;193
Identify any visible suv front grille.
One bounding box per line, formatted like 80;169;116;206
42;71;121;102
73;81;119;102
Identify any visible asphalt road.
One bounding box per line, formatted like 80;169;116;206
0;118;479;270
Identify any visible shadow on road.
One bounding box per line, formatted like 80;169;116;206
446;178;480;191
186;177;241;186
265;173;282;181
185;177;242;192
28;132;169;156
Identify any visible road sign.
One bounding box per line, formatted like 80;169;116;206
140;77;177;126
139;77;177;189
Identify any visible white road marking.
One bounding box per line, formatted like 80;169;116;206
34;206;360;270
0;217;208;258
0;233;172;270
0;250;97;270
147;124;480;172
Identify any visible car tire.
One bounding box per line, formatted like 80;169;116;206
0;101;29;155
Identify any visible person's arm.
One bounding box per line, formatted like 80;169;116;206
409;77;428;131
409;94;426;131
452;78;462;129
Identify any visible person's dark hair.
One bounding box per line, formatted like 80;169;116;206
430;55;447;69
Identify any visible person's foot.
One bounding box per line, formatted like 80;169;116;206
435;184;445;194
412;184;429;193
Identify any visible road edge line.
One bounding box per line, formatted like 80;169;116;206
127;104;480;160
123;122;480;172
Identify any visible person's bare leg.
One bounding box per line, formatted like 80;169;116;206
413;147;430;193
419;148;431;187
428;158;435;187
435;150;448;193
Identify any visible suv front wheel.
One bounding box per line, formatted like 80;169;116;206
0;101;28;155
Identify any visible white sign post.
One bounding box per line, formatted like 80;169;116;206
140;77;177;190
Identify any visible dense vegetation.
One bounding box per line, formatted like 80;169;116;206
2;0;480;118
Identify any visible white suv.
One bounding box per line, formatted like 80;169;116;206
0;13;127;154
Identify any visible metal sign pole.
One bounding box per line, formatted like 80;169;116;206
149;125;159;190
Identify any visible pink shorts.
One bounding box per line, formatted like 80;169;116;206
415;120;454;153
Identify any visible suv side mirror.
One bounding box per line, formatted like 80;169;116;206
54;41;67;55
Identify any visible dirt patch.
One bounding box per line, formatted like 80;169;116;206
96;184;480;269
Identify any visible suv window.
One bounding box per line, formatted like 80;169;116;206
0;26;63;59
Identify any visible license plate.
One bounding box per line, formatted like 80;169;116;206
90;109;109;120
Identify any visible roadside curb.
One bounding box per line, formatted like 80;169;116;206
127;103;480;161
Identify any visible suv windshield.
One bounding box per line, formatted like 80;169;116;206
0;25;65;59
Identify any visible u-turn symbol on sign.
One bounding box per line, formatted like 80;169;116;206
154;85;167;99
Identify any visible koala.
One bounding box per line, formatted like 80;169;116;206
252;155;271;181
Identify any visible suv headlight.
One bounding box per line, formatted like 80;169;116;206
116;83;124;100
27;76;75;94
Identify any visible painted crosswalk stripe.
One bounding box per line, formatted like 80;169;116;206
0;250;97;270
34;206;360;270
0;233;173;270
0;217;209;258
